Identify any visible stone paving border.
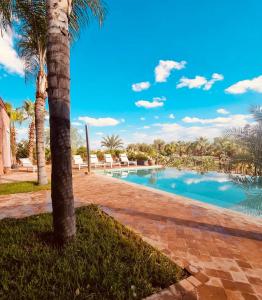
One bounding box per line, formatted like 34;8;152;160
0;172;262;299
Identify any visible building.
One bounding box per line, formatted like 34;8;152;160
0;98;11;174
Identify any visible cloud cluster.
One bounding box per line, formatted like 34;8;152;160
217;108;229;115
135;97;166;109
182;114;252;127
132;81;150;92
155;60;186;82
0;28;24;76
177;73;224;90
78;116;120;127
225;75;262;94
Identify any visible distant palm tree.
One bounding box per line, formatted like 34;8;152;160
153;139;165;152
21;100;35;161
101;135;124;150
227;105;262;175
46;0;106;243
5;102;24;165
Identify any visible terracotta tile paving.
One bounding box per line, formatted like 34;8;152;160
0;172;262;300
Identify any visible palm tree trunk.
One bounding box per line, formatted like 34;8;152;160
46;0;75;243
28;121;35;162
35;70;48;185
10;125;17;165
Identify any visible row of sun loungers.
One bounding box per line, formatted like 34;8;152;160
73;153;137;170
17;154;137;172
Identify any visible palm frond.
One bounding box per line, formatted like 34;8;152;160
250;105;262;123
70;0;107;42
0;0;13;33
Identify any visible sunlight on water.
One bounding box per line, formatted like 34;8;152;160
106;168;262;217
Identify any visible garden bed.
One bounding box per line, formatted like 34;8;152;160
0;205;187;299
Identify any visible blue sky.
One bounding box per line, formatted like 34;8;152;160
0;0;262;148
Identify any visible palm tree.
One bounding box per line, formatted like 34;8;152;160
46;0;106;243
21;100;35;161
227;105;262;175
153;139;165;152
5;102;24;165
101;134;124;150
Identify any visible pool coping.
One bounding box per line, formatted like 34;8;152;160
96;173;262;226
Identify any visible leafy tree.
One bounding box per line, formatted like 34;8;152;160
101;135;124;150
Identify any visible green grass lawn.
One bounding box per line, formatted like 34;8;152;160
0;205;186;299
0;181;50;195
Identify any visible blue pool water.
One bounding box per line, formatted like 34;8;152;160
106;168;262;217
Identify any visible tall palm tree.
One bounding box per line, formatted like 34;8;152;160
5;102;24;165
101;134;124;150
46;0;106;243
21;100;35;161
227;105;262;175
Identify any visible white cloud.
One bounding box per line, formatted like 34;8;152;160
182;114;252;127
154;116;159;119
204;73;224;90
217;108;230;115
78;116;120;127
16;127;28;141
120;118;125;123
135;100;163;108
135;97;166;109
140;117;146;121
225;75;262;94
72;121;82;126
169;113;175;119
155;60;186;82
177;76;207;89
177;73;224;90
143;126;150;129
0;28;24;76
132;81;150;92
95;132;104;136
153;122;222;141
153;96;166;102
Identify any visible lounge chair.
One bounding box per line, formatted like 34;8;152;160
104;154;121;168
119;153;137;166
20;158;37;172
90;154;105;168
72;155;88;170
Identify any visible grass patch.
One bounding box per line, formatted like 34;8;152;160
0;181;50;195
0;205;187;299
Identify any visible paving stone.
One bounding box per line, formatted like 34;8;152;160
231;271;249;283
225;290;244;300
197;284;227;300
206;277;223;287
194;272;209;283
187;276;202;287
241;293;259;300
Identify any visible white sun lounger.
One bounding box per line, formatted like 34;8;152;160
119;153;137;166
90;154;105;168
20;158;37;172
72;155;88;170
104;154;121;168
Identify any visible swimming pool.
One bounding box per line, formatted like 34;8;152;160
105;168;262;217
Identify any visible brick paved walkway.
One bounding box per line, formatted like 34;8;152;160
0;173;262;299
